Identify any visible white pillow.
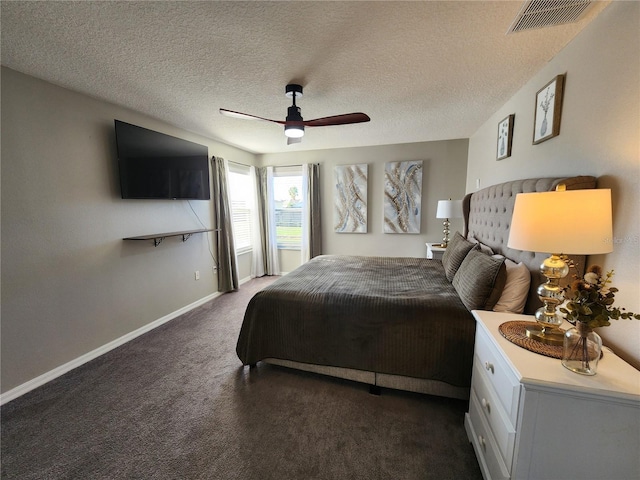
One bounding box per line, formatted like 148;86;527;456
493;259;531;314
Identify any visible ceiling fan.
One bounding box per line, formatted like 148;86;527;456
220;84;370;145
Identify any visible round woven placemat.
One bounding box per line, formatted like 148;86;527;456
498;321;564;358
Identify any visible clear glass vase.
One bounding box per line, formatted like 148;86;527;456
562;322;602;375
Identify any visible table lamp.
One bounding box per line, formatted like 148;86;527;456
436;199;463;247
507;187;612;345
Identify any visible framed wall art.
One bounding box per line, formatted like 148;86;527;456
383;160;423;234
334;163;368;233
497;114;515;160
533;74;565;145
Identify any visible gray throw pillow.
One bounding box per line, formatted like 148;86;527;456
441;232;477;282
452;249;507;311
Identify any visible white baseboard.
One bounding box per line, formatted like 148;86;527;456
0;291;222;406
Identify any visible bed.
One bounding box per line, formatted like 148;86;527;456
236;176;596;399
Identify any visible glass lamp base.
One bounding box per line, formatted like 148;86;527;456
531;253;569;346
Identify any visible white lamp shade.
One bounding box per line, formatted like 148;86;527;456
436;199;463;219
508;189;613;254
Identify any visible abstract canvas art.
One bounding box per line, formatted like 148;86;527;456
383;160;423;233
334;164;368;233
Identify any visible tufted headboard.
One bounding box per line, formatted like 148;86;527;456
462;176;597;314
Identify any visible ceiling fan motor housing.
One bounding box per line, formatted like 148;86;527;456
286;105;303;123
284;104;304;137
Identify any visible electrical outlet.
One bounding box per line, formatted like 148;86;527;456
194;270;200;280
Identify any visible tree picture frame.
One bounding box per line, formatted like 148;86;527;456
533;74;565;145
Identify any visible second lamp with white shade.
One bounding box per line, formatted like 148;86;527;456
436;199;463;247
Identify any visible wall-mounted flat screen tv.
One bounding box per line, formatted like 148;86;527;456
115;120;210;200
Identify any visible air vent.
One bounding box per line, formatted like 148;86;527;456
507;0;594;34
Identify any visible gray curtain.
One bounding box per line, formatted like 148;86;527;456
211;156;238;292
266;167;282;274
250;166;267;277
264;167;281;274
251;167;280;277
251;166;280;275
302;163;322;262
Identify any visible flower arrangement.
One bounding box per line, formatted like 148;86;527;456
561;265;640;328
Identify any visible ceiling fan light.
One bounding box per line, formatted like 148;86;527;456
284;124;305;138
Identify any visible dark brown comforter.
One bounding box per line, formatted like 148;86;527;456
236;255;476;387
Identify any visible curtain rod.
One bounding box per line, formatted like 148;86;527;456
227;160;318;168
226;160;252;168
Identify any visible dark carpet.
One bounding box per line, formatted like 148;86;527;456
1;277;482;479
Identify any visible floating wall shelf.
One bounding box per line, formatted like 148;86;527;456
123;229;217;247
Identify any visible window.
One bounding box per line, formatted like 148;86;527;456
228;164;253;253
273;168;302;250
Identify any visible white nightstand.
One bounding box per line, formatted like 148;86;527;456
465;310;640;480
425;242;446;260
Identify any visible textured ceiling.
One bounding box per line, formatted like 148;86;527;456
0;1;608;154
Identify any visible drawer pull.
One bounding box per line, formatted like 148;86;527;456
484;361;495;374
481;397;491;414
478;435;487;451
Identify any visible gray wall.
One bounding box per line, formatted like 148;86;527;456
260;139;469;269
466;2;640;368
1;68;257;393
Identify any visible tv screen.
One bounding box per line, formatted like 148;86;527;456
115;120;210;200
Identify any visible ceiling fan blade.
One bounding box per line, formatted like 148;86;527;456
287;136;303;145
303;113;370;127
219;108;285;124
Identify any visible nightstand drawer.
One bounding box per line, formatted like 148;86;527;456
474;325;521;425
472;358;516;467
468;390;510;480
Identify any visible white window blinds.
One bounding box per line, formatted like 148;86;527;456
227;164;253;253
273;167;303;250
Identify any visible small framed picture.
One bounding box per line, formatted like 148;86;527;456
497;114;515;160
533;74;565;145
